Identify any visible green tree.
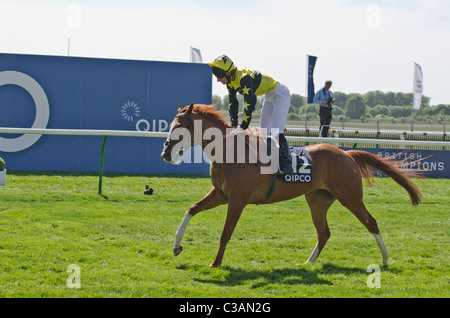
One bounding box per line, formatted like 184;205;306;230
364;90;385;108
212;95;224;111
394;92;412;106
300;104;319;119
384;92;396;106
435;104;450;115
390;105;411;118
290;94;305;114
333;92;347;109
345;94;366;119
370;104;390;117
332;105;344;116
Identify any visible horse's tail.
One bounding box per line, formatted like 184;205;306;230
346;150;423;206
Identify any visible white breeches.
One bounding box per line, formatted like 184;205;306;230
259;83;291;137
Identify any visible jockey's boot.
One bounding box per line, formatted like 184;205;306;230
278;133;294;175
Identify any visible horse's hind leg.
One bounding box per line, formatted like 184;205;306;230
304;189;336;264
173;187;227;256
338;199;390;266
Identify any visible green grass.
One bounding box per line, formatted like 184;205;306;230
0;171;449;298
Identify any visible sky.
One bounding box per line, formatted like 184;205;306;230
0;0;449;105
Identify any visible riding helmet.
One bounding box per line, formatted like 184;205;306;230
208;55;235;78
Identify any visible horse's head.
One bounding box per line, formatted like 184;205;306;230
161;102;195;164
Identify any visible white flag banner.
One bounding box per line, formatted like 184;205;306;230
413;62;423;110
190;47;203;63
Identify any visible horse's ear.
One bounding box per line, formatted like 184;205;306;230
178;104;182;113
185;102;194;116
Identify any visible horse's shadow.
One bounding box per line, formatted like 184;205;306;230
188;263;368;287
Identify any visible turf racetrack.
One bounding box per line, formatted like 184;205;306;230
0;172;448;297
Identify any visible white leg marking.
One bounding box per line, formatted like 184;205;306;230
373;233;390;265
174;212;192;250
306;242;320;264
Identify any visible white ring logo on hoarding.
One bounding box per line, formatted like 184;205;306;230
0;71;50;152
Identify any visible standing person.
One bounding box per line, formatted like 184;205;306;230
208;55;293;175
313;80;335;137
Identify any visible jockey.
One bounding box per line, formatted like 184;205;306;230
209;55;293;175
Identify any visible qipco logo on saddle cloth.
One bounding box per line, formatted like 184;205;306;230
0;71;50;152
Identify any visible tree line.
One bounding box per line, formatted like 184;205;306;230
212;90;450;124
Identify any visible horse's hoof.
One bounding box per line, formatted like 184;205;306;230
302;261;310;265
209;262;221;268
173;246;183;256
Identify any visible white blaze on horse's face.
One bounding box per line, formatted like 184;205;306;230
161;119;192;164
161;120;176;163
166;120;176;145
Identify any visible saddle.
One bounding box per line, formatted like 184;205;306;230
262;146;312;204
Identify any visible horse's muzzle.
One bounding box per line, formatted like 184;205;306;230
161;140;173;163
161;147;173;163
161;146;184;163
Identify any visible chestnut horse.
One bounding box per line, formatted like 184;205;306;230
161;103;422;267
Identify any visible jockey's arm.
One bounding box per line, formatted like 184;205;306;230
228;87;239;128
239;77;257;130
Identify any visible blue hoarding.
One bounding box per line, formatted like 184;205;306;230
0;53;211;174
342;148;449;179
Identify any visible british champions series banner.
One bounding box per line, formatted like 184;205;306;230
0;53;212;174
342;147;449;179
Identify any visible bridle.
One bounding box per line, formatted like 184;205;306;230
175;112;193;134
163;108;262;165
165;111;215;150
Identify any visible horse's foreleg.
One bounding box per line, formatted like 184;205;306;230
173;212;192;256
173;187;227;256
304;190;335;264
210;197;246;267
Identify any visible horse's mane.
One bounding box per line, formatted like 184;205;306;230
181;104;231;128
181;104;263;149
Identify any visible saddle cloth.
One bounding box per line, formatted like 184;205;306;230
278;146;312;183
